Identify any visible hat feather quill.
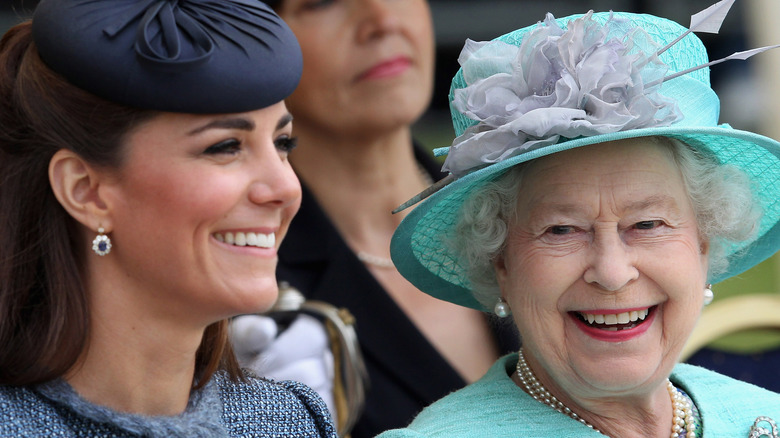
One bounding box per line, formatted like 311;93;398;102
649;44;780;87
656;0;735;56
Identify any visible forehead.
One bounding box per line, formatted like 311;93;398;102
518;139;690;213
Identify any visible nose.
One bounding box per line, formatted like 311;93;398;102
355;0;401;42
583;226;639;292
248;153;301;210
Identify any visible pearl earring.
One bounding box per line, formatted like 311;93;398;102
494;297;511;318
703;284;714;306
92;227;112;256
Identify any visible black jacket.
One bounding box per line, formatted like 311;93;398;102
277;146;519;438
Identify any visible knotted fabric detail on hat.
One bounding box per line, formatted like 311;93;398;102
100;0;275;68
32;0;302;113
443;11;682;177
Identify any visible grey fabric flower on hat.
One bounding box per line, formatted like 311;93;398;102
443;11;683;177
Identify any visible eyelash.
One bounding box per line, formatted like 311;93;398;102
275;136;298;154
302;0;336;11
203;139;240;155
202;136;298;156
544;220;665;236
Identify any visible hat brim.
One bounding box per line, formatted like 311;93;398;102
391;125;780;312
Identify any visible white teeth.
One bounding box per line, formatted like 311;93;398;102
213;232;275;248
581;309;649;326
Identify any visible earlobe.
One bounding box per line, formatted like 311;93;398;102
48;149;112;231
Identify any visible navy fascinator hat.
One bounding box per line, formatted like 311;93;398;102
31;0;302;114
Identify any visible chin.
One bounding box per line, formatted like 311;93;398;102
229;279;280;315
573;355;669;392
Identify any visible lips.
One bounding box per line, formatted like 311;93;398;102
358;56;411;80
213;231;275;249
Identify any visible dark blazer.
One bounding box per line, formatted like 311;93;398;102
277;146;520;438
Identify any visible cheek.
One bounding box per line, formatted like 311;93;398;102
119;169;241;227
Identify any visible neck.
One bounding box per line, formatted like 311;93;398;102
515;349;678;438
68;269;205;416
290;124;432;255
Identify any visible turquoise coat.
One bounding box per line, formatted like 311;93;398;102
376;354;780;437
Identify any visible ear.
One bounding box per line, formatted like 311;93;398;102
48;149;113;232
493;250;508;289
699;238;710;280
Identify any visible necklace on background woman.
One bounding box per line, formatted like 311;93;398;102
515;349;700;437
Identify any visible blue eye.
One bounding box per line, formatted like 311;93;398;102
204;139;241;155
275;136;298;154
548;225;575;235
634;220;662;230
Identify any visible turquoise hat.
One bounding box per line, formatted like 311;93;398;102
391;10;780;311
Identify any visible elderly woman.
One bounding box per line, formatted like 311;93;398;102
0;0;335;436
378;5;780;438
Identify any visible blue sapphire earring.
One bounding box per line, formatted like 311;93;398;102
92;227;112;256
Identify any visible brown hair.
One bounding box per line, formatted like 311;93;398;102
0;22;241;388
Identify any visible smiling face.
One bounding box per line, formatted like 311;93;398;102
494;139;709;398
276;0;435;137
98;102;301;325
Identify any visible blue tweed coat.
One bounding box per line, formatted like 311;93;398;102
0;371;336;437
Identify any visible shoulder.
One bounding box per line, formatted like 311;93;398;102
673;363;780;435
384;355;612;437
0;384;66;436
215;372;337;438
673;362;780;400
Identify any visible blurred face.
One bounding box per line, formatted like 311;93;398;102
100;102;301;324
495;139;709;399
276;0;435;136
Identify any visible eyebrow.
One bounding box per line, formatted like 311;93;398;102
276;113;293;131
529;194;680;218
621;194;679;213
187;113;293;136
188;117;255;135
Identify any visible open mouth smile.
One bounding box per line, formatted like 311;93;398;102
575;307;652;331
213;232;275;249
571;306;657;341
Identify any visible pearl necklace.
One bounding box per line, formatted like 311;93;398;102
667;379;697;438
515;349;697;437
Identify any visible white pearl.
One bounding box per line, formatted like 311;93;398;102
494;300;510;317
703;286;714;305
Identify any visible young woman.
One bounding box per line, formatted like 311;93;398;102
0;0;334;436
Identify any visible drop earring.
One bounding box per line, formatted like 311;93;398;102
92;227;112;256
494;297;511;318
703;284;714;306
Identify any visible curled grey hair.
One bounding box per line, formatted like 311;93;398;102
448;136;762;310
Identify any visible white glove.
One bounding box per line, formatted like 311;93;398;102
231;314;336;415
